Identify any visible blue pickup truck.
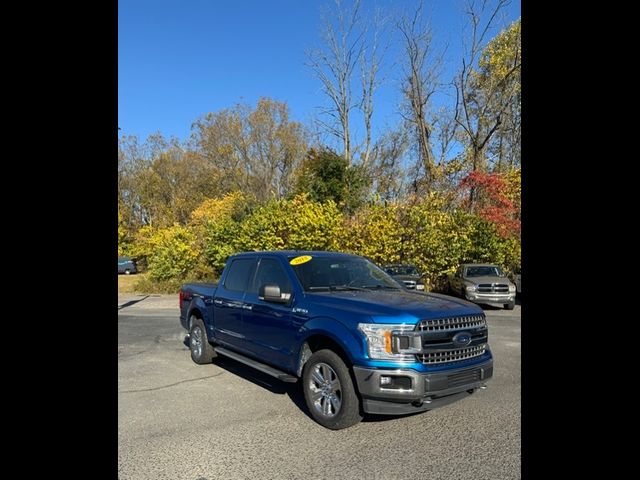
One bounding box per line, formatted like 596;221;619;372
179;251;493;429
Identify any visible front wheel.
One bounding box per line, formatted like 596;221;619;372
302;349;363;430
505;301;515;310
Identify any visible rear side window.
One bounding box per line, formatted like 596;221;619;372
223;258;255;292
250;258;292;294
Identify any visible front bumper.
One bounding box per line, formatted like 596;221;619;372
465;292;514;305
353;359;493;415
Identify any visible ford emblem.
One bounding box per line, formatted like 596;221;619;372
452;332;472;347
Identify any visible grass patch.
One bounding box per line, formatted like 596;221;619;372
132;276;185;294
119;271;218;294
118;272;146;294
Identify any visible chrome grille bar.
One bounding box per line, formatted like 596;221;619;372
417;344;487;365
417;315;486;332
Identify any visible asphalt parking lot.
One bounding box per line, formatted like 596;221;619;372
118;294;520;480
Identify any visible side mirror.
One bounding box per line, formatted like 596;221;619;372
259;284;291;304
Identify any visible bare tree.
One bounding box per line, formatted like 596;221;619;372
397;0;445;193
307;0;365;164
358;8;388;170
454;0;520;206
371;125;409;201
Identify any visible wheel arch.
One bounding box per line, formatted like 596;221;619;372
296;328;359;377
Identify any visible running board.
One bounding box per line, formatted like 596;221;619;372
214;346;298;383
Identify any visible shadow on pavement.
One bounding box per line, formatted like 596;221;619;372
184;333;424;425
212;354;312;420
118;295;149;310
182;335;312;418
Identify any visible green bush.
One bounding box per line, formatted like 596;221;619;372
235;194;344;252
340;203;405;266
121;192;520;295
146;225;201;281
402;203;474;290
191;192;250;278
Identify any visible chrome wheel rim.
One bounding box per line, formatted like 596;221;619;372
308;362;342;418
191;326;203;358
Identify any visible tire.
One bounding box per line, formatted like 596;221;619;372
124;269;131;275
189;316;216;364
302;349;363;430
505;301;515;310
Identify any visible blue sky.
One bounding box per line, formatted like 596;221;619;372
118;0;520;149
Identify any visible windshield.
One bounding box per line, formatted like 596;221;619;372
465;266;504;277
290;255;401;291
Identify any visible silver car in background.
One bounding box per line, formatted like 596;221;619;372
448;263;516;310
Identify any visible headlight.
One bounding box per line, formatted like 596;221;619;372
509;284;516;292
465;285;477;292
357;323;417;362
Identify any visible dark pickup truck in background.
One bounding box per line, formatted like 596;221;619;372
384;264;426;290
180;251;493;430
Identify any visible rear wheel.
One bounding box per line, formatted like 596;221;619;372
302;349;362;430
124;269;131;275
189;316;216;364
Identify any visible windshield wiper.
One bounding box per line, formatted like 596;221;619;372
360;284;400;290
308;285;367;292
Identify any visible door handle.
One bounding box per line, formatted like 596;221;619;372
241;304;253;311
213;299;223;305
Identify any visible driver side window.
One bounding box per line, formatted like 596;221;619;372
250;258;292;295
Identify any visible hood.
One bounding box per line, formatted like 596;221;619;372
305;289;481;323
465;276;512;285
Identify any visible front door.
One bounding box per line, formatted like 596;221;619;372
240;257;296;370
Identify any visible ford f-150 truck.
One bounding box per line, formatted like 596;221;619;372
179;251;493;430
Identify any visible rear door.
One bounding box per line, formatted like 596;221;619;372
213;257;256;349
240;257;296;370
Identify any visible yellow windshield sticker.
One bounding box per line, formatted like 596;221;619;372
290;255;313;266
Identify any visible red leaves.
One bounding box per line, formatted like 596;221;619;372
459;171;520;238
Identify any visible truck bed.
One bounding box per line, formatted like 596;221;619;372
179;282;218;328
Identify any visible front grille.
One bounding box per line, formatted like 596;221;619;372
477;283;509;293
417;344;486;365
418;315;486;332
447;368;481;388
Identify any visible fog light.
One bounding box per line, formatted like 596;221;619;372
380;376;392;386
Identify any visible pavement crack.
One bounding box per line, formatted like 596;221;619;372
119;372;224;393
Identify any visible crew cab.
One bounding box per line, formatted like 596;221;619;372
180;251;493;430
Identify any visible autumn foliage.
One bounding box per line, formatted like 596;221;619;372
459;171;520;238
